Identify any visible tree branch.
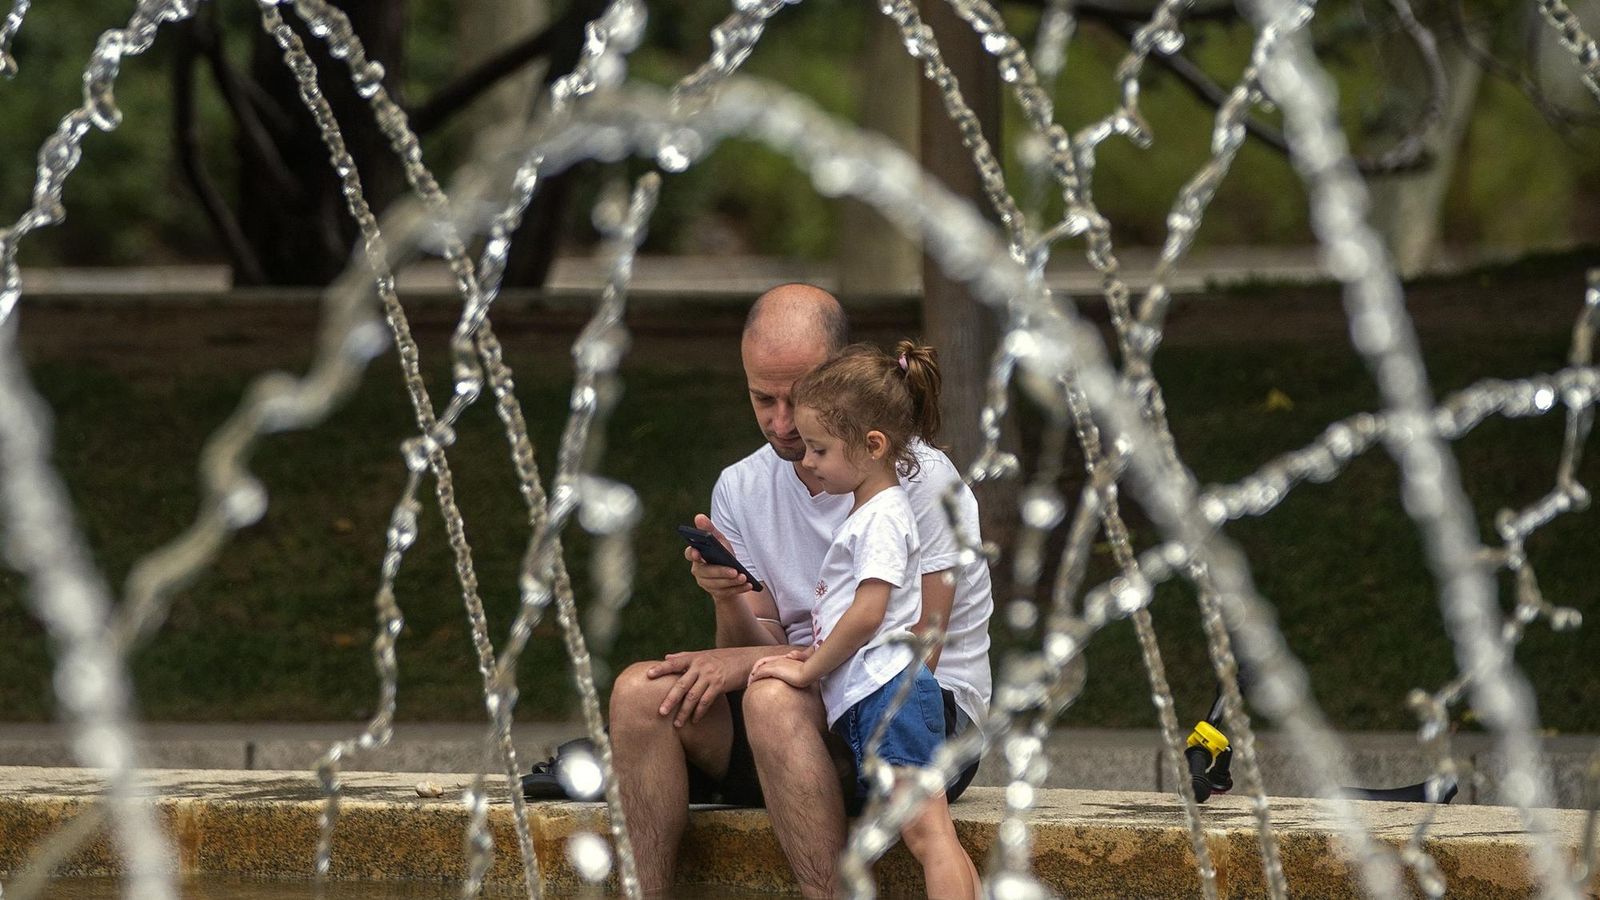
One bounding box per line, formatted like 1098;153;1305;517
1445;0;1597;139
1098;17;1432;175
1071;0;1238;24
172;18;266;286
490;0;611;288
1367;0;1448;172
193;7;304;201
409;21;558;136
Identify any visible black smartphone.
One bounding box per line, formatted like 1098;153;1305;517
677;525;765;593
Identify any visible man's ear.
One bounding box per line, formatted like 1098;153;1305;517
865;430;888;460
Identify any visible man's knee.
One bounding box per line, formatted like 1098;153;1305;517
610;661;670;728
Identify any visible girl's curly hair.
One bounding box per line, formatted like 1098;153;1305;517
791;339;941;478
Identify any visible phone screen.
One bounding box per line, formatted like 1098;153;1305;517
677;525;765;592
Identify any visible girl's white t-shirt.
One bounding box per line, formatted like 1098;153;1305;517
810;486;921;726
710;441;992;727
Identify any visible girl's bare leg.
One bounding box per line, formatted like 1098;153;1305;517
897;787;977;900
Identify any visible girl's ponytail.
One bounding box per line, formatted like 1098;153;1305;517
894;339;942;444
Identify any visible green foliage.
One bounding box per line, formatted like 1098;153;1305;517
1450;76;1600;247
0;1;219;265
3;2;1598;267
1012;19;1313;247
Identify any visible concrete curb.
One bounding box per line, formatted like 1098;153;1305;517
5;725;1595;808
0;766;1591;898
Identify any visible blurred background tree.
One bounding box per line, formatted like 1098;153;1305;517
0;0;1596;281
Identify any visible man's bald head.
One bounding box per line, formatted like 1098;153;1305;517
741;283;849;359
740;284;849;461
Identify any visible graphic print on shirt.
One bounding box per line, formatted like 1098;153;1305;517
811;580;828;646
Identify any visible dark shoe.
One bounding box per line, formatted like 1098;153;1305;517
521;737;597;801
1343;776;1458;804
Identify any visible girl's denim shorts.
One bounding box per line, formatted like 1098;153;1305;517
831;662;946;796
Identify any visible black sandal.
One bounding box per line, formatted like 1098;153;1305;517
520;737;599;801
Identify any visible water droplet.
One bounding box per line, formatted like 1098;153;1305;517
354;61;385;98
1550;607;1583;630
1020;487;1065;530
1109;577;1149;617
575;328;629;371
557;747;606;800
1006;601;1037;631
400;437;430;473
566;832;612;883
388;506;418;551
608;2;648;52
1005;781;1035;809
902;25;933;59
343;320;389;361
578;477;641;534
224;479;268;527
1152;29;1185;55
988;871;1052;900
1043;630;1077;665
655;130;701;173
427;423;456;450
813;158;854;197
453;363;483;402
571;385;598;415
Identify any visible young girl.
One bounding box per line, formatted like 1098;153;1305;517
749;339;979;899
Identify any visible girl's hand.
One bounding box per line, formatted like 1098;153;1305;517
784;646;815;662
749;654;812;688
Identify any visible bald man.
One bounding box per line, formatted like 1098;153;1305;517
607;283;993;897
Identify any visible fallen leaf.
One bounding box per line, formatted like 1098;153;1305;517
1262;388;1294;412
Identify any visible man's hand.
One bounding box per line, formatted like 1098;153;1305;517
749;653;814;689
647;649;739;727
684;514;750;604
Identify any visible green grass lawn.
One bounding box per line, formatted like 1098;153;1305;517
1;290;1596;734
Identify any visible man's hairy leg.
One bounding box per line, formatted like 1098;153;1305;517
609;660;733;896
742;678;848;898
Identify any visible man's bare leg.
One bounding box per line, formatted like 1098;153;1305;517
609;661;734;896
742;678;848;898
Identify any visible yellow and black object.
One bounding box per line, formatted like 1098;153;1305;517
1181;687;1459;805
1184;694;1234;803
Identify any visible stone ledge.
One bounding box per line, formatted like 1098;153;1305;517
7;724;1596;810
0;766;1591;898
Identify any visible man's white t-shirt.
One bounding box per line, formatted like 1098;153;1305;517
810;486;921;726
711;440;992;726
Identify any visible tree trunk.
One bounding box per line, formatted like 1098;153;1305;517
455;0;547;160
497;0;611;289
837;13;922;300
1367;33;1484;276
916;0;1016;542
237;2;408;286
